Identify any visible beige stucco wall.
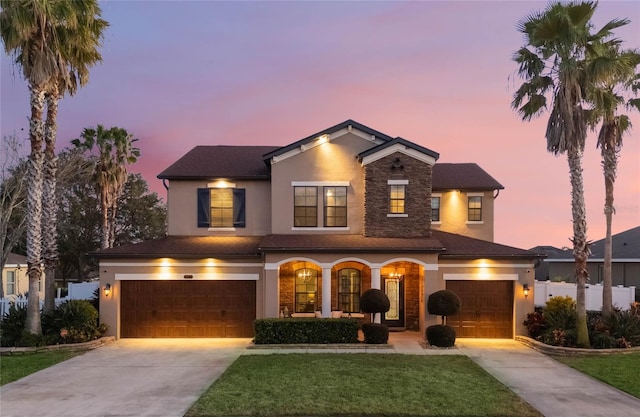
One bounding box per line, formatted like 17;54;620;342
430;191;495;242
99;257;265;339
166;180;271;236
269;133;373;235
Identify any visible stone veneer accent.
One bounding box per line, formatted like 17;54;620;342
364;152;432;237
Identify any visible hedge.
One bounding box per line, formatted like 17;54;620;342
253;318;359;344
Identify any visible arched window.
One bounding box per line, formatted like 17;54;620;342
338;268;361;313
295;268;318;313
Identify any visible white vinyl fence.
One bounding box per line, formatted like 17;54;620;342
0;281;99;318
534;281;636;311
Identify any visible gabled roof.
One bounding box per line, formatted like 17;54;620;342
262;119;394;161
157;146;279;180
432;163;504;191
544;226;640;261
5;252;27;266
357;137;439;165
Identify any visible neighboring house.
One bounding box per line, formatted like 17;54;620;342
534;226;640;300
2;253;44;299
94;120;541;339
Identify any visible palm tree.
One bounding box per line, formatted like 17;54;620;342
1;0;108;329
511;1;630;348
72;126;140;249
585;44;640;316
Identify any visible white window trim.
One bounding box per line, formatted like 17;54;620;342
292;181;350;186
465;221;484;225
387;214;408;218
466;192;484;197
207;181;236;188
292;227;350;231
207;227;237;232
387;179;408;185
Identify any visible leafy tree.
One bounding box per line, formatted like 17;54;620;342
71;126;141;249
1;0;108;331
511;0;630;348
0;135;28;298
585;43;640;316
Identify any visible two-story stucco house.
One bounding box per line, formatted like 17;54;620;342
95;120;541;339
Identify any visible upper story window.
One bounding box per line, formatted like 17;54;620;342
324;187;347;227
6;271;15;295
387;180;408;217
197;187;246;228
338;268;361;313
431;196;440;222
294;186;318;227
468;195;482;222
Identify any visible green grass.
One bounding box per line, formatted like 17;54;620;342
555;352;640;398
186;354;542;417
0;350;85;386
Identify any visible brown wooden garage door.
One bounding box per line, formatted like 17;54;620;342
446;280;513;338
121;280;256;338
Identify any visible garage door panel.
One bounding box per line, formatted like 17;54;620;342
121;280;256;338
446;280;513;339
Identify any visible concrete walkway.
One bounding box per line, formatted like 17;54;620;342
0;338;251;417
2;334;639;417
456;338;640;417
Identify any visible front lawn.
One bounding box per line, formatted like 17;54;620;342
555;352;640;398
0;350;85;386
186;354;542;417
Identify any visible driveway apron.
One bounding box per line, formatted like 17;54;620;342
0;338;250;417
456;339;640;417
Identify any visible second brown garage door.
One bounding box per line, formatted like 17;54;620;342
446;280;513;338
121;280;256;338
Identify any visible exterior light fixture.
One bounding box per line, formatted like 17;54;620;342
523;284;530;298
104;283;111;297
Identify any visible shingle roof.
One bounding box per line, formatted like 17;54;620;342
157;146;279;180
258;234;445;253
357;137;440;161
432;163;504;191
543;226;640;261
92;232;541;260
263;119;394;161
6;253;27;265
91;236;263;259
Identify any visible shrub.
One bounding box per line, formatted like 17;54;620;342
600;309;640;347
253;318;359;344
426;324;456;347
523;308;546;339
0;304;27;347
427;290;461;323
42;300;106;343
543;295;576;331
360;289;390;323
361;322;389;344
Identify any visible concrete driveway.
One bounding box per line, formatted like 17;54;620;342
0;338;251;417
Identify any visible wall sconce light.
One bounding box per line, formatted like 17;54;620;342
523;284;530;298
104;283;111;297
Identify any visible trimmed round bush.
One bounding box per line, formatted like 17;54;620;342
362;322;389;344
426;324;456;347
427;290;461;317
360;289;390;315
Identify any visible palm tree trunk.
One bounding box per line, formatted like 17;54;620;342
101;187;110;249
567;150;590;348
42;88;60;313
601;141;617;317
25;84;46;335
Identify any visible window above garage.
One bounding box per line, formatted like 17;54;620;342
197;184;245;230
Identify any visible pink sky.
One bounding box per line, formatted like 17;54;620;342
2;1;639;250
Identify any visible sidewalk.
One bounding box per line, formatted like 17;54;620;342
456;338;640;417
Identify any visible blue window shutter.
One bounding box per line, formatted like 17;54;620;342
233;189;246;228
197;188;210;227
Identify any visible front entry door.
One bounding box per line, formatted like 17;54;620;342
382;277;404;327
